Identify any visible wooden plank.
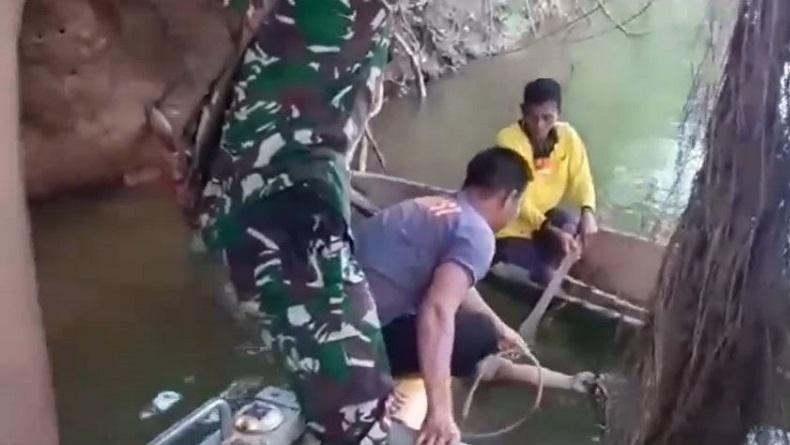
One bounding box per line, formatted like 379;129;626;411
490;263;648;323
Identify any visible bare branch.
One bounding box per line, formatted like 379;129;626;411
365;124;388;171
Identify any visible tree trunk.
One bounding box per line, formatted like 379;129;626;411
616;0;790;444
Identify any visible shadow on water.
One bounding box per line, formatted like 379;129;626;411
32;1;708;444
32;188;285;445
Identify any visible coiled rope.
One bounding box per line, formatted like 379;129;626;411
460;344;544;440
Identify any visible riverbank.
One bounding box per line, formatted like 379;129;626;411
18;0;574;199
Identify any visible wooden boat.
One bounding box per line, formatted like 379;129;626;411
351;171;666;325
153;172;653;445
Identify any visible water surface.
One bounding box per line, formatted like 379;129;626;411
33;1;708;443
373;0;707;235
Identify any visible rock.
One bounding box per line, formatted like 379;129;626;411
139;390;183;420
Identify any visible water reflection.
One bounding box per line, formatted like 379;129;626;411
749;428;790;445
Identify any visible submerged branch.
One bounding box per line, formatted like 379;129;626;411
595;0;650;38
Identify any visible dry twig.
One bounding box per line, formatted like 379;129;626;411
594;0;651;38
566;0;654;42
500;3;603;55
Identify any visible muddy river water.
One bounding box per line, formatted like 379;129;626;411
32;1;708;443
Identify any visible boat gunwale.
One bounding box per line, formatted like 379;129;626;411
350;171;656;322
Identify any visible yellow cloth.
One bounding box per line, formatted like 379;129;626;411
391;376;427;430
496;121;596;239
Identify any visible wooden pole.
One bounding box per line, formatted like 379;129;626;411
519;253;578;342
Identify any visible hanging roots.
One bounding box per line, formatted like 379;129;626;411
611;0;790;444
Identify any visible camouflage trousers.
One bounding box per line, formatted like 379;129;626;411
223;182;394;444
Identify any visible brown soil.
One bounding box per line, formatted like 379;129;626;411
19;0;235;198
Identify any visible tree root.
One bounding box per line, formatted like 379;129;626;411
359;135;370;172
524;0;539;35
351;56;388;172
393;29;427;99
367;126;387;170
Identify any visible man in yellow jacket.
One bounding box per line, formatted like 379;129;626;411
494;78;598;285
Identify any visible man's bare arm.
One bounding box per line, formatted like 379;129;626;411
0;2;59;444
460;287;508;331
416;262;470;445
461;286;529;358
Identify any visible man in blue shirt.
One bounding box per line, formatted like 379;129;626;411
355;148;595;445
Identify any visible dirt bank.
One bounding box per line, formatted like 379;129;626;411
18;0;569;198
19;0;235;198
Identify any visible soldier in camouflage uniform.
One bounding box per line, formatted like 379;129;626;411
199;0;394;443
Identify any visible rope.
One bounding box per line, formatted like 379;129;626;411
460;343;545;440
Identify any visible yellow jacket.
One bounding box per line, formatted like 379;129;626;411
496;122;596;239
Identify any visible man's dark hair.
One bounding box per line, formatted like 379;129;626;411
462;147;532;194
522;78;562;110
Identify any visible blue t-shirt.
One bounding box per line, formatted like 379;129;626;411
355;193;495;325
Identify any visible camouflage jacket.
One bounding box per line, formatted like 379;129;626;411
201;0;390;249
